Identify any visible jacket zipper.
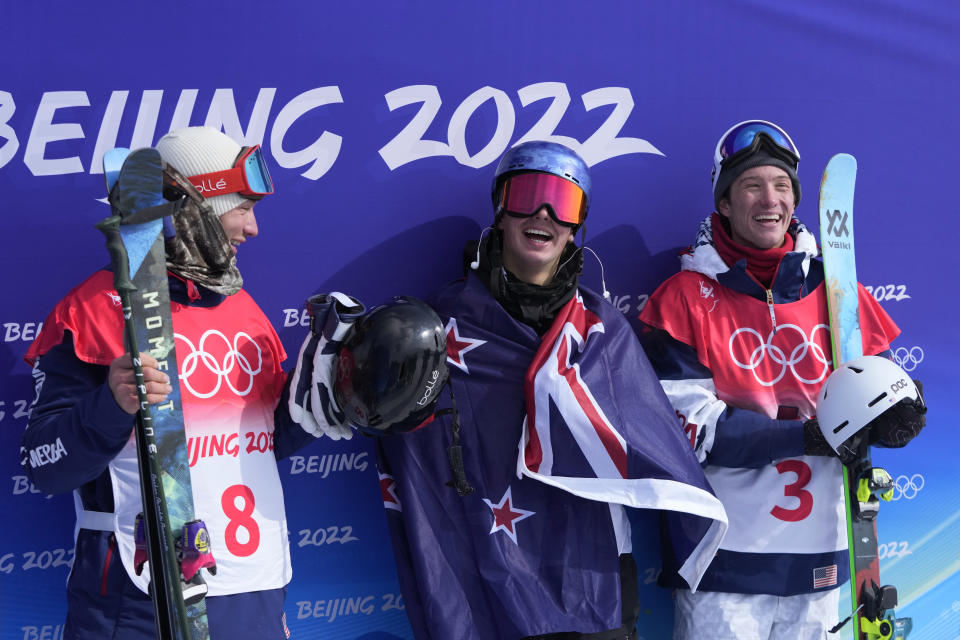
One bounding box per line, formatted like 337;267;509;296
765;289;777;332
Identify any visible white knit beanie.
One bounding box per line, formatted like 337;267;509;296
156;126;246;217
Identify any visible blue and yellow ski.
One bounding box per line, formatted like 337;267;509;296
820;153;908;640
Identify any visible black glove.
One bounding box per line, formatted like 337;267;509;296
802;418;836;457
868;379;927;448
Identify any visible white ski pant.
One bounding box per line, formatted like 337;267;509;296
672;588;841;640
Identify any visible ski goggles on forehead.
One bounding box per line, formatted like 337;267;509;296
497;172;588;228
188;145;274;199
715;121;800;167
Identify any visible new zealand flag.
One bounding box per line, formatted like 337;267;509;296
378;275;726;640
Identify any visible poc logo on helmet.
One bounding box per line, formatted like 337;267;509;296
890;378;909;394
416;370;441;407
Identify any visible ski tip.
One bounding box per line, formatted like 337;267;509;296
826;153;857;172
820;153;857;188
116;148;165;214
104;147;131;163
124;146;163;165
103;147;132;194
828;152;857;167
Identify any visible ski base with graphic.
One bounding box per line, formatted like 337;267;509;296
101;147;212;639
819;153;910;640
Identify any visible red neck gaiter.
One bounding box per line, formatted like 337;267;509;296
711;213;794;288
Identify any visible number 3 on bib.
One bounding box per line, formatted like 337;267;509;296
771;459;813;522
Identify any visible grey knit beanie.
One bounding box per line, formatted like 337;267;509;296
156;127;246;217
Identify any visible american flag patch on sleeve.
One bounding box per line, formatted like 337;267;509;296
813;564;838;589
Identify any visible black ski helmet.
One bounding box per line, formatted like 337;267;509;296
333;296;448;436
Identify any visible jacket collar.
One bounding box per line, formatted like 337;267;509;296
680;213;819;300
681;213;818;279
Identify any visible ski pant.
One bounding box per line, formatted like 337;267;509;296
64;529;290;640
672;588;841;640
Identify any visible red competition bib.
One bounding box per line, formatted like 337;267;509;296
641;271;899;555
28;270;291;596
642;272;899;419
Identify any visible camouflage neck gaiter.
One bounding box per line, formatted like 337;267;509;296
162;165;243;296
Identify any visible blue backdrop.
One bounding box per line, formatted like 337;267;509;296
1;2;956;639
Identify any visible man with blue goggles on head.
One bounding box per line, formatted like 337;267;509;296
638;120;926;639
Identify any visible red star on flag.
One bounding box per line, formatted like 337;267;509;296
482;487;535;545
445;317;486;374
380;472;401;512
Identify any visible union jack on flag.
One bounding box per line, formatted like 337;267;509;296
813;564;838;588
377;277;729;640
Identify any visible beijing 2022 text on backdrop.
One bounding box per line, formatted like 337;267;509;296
1;2;956;639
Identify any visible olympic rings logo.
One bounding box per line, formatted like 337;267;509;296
891;474;924;501
893;346;924;372
175;330;263;398
728;323;831;387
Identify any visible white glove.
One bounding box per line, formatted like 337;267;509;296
288;292;365;440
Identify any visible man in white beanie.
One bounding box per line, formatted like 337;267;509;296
21;126;334;639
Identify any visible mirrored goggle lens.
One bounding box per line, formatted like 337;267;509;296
719;122;797;160
500;172;587;226
241;146;273;196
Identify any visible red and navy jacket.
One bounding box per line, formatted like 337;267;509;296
20;269;312;640
639;215;899;596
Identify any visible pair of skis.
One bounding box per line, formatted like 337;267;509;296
819;155;911;640
98;148;214;639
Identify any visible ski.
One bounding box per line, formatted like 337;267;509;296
819;153;908;640
98;147;212;640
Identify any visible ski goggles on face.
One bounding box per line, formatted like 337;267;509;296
714;120;800;169
497;172;588;228
188;145;274;199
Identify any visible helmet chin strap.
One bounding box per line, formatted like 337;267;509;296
434;378;473;497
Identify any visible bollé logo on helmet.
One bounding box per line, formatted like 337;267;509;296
416;370;441;407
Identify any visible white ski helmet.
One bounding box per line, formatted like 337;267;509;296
816;355;922;456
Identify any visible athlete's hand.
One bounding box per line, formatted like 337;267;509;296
108;352;173;414
802;418;836;457
288;292;364;440
869;379;927;448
